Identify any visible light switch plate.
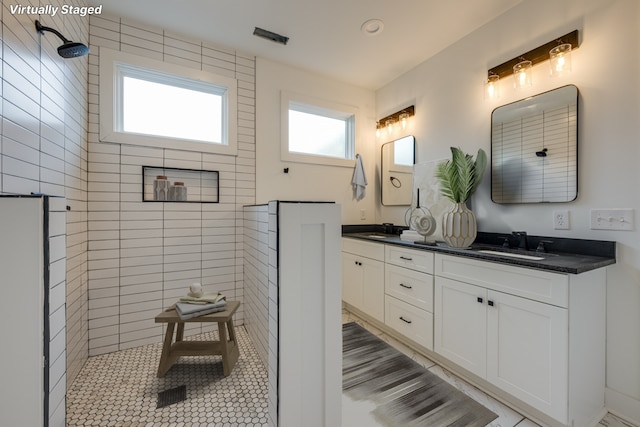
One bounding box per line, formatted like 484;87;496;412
590;209;634;231
553;210;570;230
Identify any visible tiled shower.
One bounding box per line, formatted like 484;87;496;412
85;15;257;357
0;0;258;410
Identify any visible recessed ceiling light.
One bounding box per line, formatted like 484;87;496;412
361;19;384;36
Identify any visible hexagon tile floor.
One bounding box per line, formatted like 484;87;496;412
66;325;268;427
67;319;638;427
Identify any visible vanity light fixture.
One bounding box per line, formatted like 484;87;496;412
549;43;572;76
376;105;415;136
399;112;409;129
513;59;533;88
385;119;394;135
484;73;500;99
487;30;579;85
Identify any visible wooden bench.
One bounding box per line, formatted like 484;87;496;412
154;300;240;378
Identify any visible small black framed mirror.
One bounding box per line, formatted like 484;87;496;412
381;135;415;206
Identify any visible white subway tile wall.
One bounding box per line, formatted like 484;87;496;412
242;203;279;427
49;198;68;427
243;205;270;365
87;14;256;356
1;0;90;389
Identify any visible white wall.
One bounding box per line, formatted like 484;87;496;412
376;0;640;422
255;58;377;224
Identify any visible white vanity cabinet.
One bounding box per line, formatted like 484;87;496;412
384;245;434;350
342;238;385;319
434;253;606;427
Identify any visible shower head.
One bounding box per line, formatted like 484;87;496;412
35;20;89;58
57;41;90;58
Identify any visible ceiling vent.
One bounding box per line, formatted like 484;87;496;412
253;27;289;45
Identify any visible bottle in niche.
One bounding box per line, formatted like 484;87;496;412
170;182;188;201
154;175;170;201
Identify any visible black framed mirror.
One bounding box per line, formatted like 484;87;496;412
491;85;578;203
381;135;415;206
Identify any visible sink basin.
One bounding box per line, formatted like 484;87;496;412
476;249;545;261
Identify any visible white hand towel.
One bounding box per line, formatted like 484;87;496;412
400;230;422;241
352;154;367;201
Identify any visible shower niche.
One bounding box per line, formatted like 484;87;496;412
142;166;219;203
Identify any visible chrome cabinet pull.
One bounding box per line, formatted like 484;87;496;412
399;283;413;289
399;316;412;324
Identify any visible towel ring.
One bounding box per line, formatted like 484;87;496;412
390;176;402;188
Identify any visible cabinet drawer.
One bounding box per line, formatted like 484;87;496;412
385;245;433;274
435;254;568;307
385;264;433;311
342;237;384;261
385;295;433;350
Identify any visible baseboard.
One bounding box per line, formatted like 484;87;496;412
605;388;640;426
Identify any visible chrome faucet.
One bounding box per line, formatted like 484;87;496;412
512;231;528;250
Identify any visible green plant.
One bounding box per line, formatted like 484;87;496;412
435;147;487;203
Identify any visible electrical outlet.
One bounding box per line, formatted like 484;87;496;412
553;210;570;230
360;209;366;220
590;209;634;231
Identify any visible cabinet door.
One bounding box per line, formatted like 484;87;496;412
487;290;569;423
434;277;487;378
342;252;363;308
361;258;385;320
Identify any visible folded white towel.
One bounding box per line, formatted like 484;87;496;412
352;154;367;201
175;300;228;320
179;292;226;305
400;230;422;241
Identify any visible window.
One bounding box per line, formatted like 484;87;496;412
281;92;357;166
100;48;237;155
393;135;415;166
121;74;223;143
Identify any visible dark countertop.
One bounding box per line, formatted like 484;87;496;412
342;225;616;275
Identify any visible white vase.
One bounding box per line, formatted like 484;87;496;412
441;202;477;249
153;176;170;201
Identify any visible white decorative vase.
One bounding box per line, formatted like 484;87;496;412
153;175;170;201
442;202;477;249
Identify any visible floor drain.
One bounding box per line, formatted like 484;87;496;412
157;385;187;408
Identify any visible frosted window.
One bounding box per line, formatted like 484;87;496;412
287;102;354;160
122;77;223;143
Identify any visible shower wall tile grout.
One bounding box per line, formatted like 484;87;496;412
1;0;255;395
86;13;256;356
1;0;90;390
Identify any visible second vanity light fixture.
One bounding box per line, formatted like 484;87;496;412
376;105;415;137
485;30;579;97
